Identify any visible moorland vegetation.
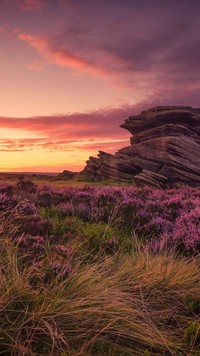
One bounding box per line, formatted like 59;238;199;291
0;179;200;355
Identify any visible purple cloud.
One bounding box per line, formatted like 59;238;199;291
16;0;200;106
5;0;47;12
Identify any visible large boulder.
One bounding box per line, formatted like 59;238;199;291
80;106;200;187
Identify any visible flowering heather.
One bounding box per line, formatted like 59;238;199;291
17;200;38;215
49;261;72;278
0;193;11;211
55;244;72;257
0;184;15;197
56;202;74;216
16;234;46;254
1;181;200;252
172;207;200;251
18;214;53;236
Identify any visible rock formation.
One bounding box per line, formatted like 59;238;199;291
80;106;200;187
57;170;78;180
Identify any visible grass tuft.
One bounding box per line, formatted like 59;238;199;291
0;240;200;354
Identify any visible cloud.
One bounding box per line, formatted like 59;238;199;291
75;139;130;152
18;0;200;102
0;138;42;152
0;105;137;154
0;105;134;139
2;95;200;154
0;137;129;154
25;59;45;70
0;138;75;152
8;0;47;11
18;33;109;77
1;98;200;171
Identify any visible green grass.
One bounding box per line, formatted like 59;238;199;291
40;207;134;260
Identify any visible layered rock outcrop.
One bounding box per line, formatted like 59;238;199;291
80;106;200;187
57;170;78;180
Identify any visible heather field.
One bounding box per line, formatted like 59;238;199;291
0;179;200;355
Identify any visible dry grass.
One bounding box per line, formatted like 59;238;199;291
0;173;134;188
0;238;200;355
0;200;200;355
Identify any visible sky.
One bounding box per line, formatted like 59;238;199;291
1;0;200;172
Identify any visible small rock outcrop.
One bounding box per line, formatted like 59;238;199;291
57;170;78;180
80;106;200;187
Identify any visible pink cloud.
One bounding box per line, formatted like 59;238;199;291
0;137;129;155
16;0;200;103
25;59;45;70
18;33;109;77
75;139;130;152
0;138;48;152
0;106;134;140
0;105;140;154
19;27;200;102
17;0;46;12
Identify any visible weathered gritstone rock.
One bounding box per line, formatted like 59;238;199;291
80;106;200;187
57;170;78;180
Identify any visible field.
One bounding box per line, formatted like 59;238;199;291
0;177;200;355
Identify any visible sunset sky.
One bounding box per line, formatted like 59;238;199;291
1;0;200;172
